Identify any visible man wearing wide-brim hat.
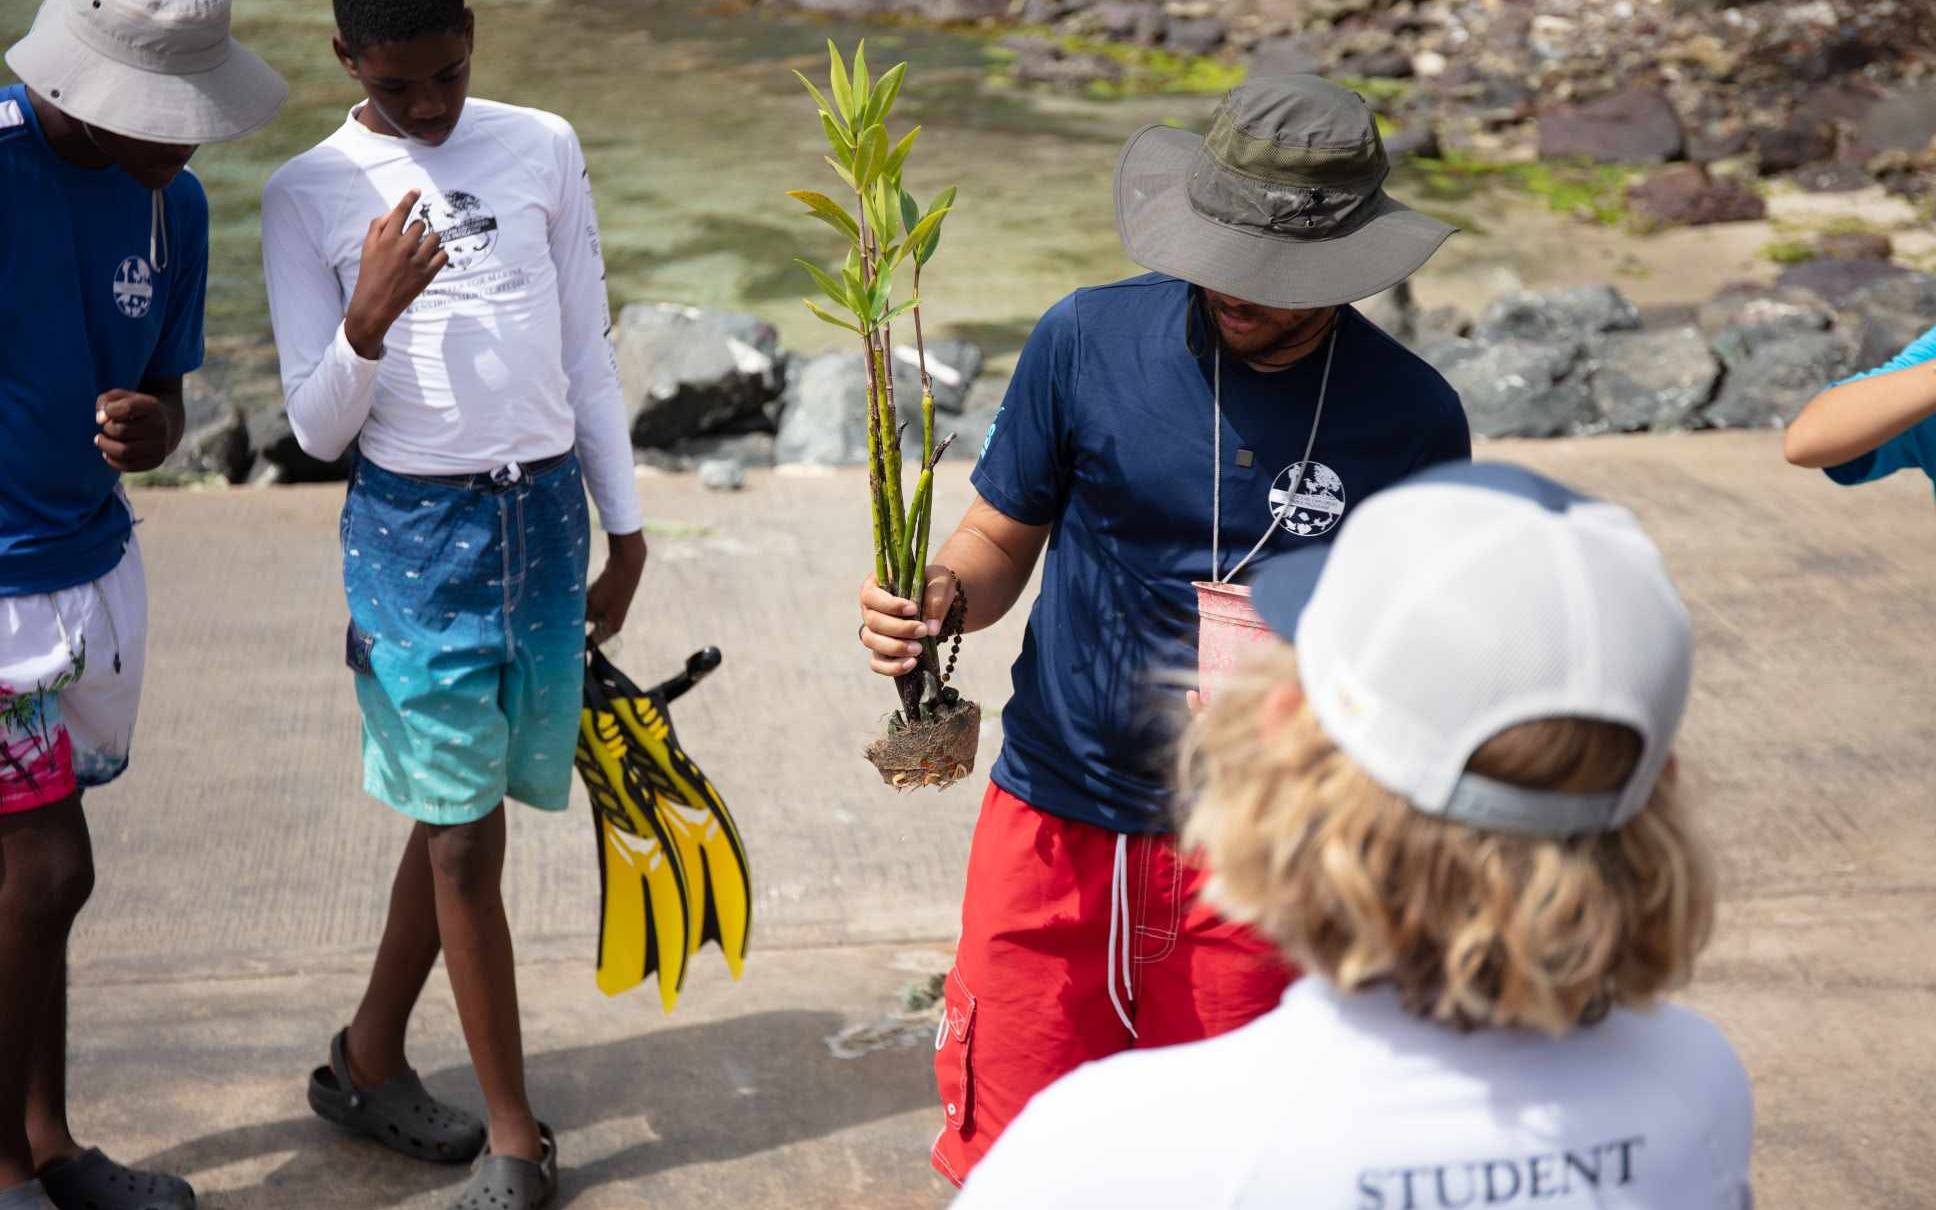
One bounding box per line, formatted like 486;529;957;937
856;75;1473;1184
0;3;284;1208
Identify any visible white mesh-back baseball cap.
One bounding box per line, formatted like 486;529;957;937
1250;462;1693;836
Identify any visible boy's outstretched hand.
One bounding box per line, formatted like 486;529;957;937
344;189;448;360
587;530;648;647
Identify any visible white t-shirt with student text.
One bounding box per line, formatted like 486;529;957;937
955;978;1753;1210
261;98;641;532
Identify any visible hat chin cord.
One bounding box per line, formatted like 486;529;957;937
1211;324;1339;584
80;120;169;272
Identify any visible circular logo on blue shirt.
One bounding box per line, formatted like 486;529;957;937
1269;460;1346;538
112;257;154;319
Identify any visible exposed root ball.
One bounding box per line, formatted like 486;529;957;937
865;699;982;790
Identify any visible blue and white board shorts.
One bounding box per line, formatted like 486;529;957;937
342;454;591;825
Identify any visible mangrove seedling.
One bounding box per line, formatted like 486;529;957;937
790;40;979;789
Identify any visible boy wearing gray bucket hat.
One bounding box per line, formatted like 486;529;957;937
0;3;283;1208
857;75;1470;1183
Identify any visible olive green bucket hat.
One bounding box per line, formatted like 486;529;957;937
1115;75;1454;309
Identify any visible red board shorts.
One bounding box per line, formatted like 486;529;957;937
931;782;1297;1186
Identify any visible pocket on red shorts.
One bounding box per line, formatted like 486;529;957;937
935;965;978;1137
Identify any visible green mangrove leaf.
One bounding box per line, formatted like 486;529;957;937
788;190;861;242
796;72;847;135
868;62;907;127
803;299;862;333
899;187;922;235
820;111;853;158
853;42;871;119
823;155;856;190
795;257;859;313
901;206;951;257
828;40;854;123
855;124;888;189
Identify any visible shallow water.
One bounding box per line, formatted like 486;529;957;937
4;0;1868;384
3;0;1198;368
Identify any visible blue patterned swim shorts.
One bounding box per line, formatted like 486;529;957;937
342;454;591;825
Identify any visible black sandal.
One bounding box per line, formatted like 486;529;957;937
36;1150;193;1210
452;1124;557;1210
307;1028;486;1164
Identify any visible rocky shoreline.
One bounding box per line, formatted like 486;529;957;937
753;0;1935;216
164;255;1936;489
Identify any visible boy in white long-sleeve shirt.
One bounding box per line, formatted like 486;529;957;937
260;3;645;1205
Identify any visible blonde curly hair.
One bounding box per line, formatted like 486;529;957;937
1180;643;1715;1037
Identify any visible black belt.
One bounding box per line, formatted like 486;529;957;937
392;451;573;493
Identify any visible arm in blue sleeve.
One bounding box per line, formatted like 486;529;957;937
145;179;209;379
970;293;1081;525
1824;325;1936;485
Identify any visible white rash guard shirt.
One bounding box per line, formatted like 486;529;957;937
955;978;1754;1210
261;98;642;534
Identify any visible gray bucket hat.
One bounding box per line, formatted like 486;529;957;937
6;0;286;144
1116;75;1455;309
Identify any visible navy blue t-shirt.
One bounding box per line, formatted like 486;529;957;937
0;84;209;596
972;274;1470;832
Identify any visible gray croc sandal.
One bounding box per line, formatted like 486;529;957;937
308;1028;486;1164
36;1150;193;1210
0;1180;57;1210
452;1124;557;1210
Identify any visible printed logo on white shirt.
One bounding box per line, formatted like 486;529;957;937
112;257;154;319
416;188;499;272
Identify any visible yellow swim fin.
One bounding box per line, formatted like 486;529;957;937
612;692;752;980
575;699;691;1012
588;647;752;983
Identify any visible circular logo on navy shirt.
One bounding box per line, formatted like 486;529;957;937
112;256;154;319
1269;460;1347;538
416;189;499;272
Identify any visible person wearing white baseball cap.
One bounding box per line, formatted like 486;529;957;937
1;4;283;1209
955;462;1754;1210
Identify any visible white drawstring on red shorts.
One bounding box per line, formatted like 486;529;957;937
1106;833;1138;1039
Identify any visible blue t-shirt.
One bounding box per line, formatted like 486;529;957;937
0;84;209;596
1824;324;1936;492
972;274;1471;832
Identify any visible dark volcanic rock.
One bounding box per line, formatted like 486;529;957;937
1474;285;1642;349
1423;338;1594;439
1696;285;1835;340
1706;326;1856;429
249;412;351;485
1090;2;1165;45
1818;231;1894;263
164;375;255;484
1003;35;1126;88
1628;165;1767;228
1248;35;1324;79
614;304;784;449
1754;120;1836;175
1777;258;1912;307
1589;327;1722;432
1538;88;1685;164
1794;162;1878;193
1164;17;1227;57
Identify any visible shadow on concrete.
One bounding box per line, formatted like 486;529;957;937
132;1010;935;1208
